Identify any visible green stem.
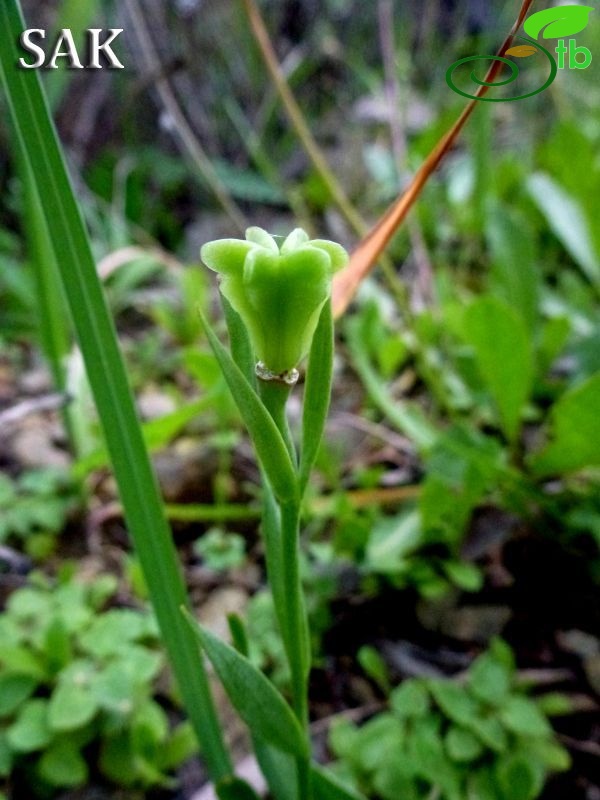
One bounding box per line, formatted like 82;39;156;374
259;379;312;800
258;379;296;465
281;499;312;799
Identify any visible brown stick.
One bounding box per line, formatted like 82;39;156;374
332;0;537;317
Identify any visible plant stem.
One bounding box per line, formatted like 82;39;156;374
258;379;296;465
259;379;312;799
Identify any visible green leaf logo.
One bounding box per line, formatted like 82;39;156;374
523;6;594;40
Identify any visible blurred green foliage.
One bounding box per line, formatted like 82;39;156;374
0;569;197;796
330;639;571;800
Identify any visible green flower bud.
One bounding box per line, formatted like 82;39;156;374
201;227;348;376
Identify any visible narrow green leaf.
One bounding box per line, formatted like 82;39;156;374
485;204;540;333
346;318;436;450
311;764;368;800
0;0;231;780
222;294;257;389
227;613;250;657
21;160;71;391
260;482;290;670
299;300;333;493
216;776;262;800
463;296;533;441
200;312;297;502
531;372;600;475
527;173;600;286
254;741;298;800
183;610;308;758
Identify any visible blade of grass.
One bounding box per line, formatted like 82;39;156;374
332;0;536;317
345;318;436;450
0;0;232;781
21;162;71;392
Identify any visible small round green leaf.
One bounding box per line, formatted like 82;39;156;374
48;682;98;732
6;699;51;753
391;680;430;719
445;725;485;763
37;742;88;788
469;652;512;705
500;696;552;738
428;680;479;726
0;674;38;717
496;754;543;800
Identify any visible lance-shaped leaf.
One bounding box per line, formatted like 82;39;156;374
200;312;298;503
531;372;600;476
183;610;308;758
226;614;298;800
216;777;262;800
523;6;594;40
462;297;533;442
254;742;299;800
311;765;367;800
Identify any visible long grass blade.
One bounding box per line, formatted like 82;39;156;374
0;0;232;781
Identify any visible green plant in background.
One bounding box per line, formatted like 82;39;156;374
330;639;571;800
187;225;365;800
194;527;247;572
0;569;197;796
0;469;76;560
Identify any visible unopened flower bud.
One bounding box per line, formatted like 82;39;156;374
201;227;347;375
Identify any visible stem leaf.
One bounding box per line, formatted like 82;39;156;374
200;312;298;502
311;764;368;800
216;777;262;800
254;741;298;800
183;610;308;758
221;294;257;390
